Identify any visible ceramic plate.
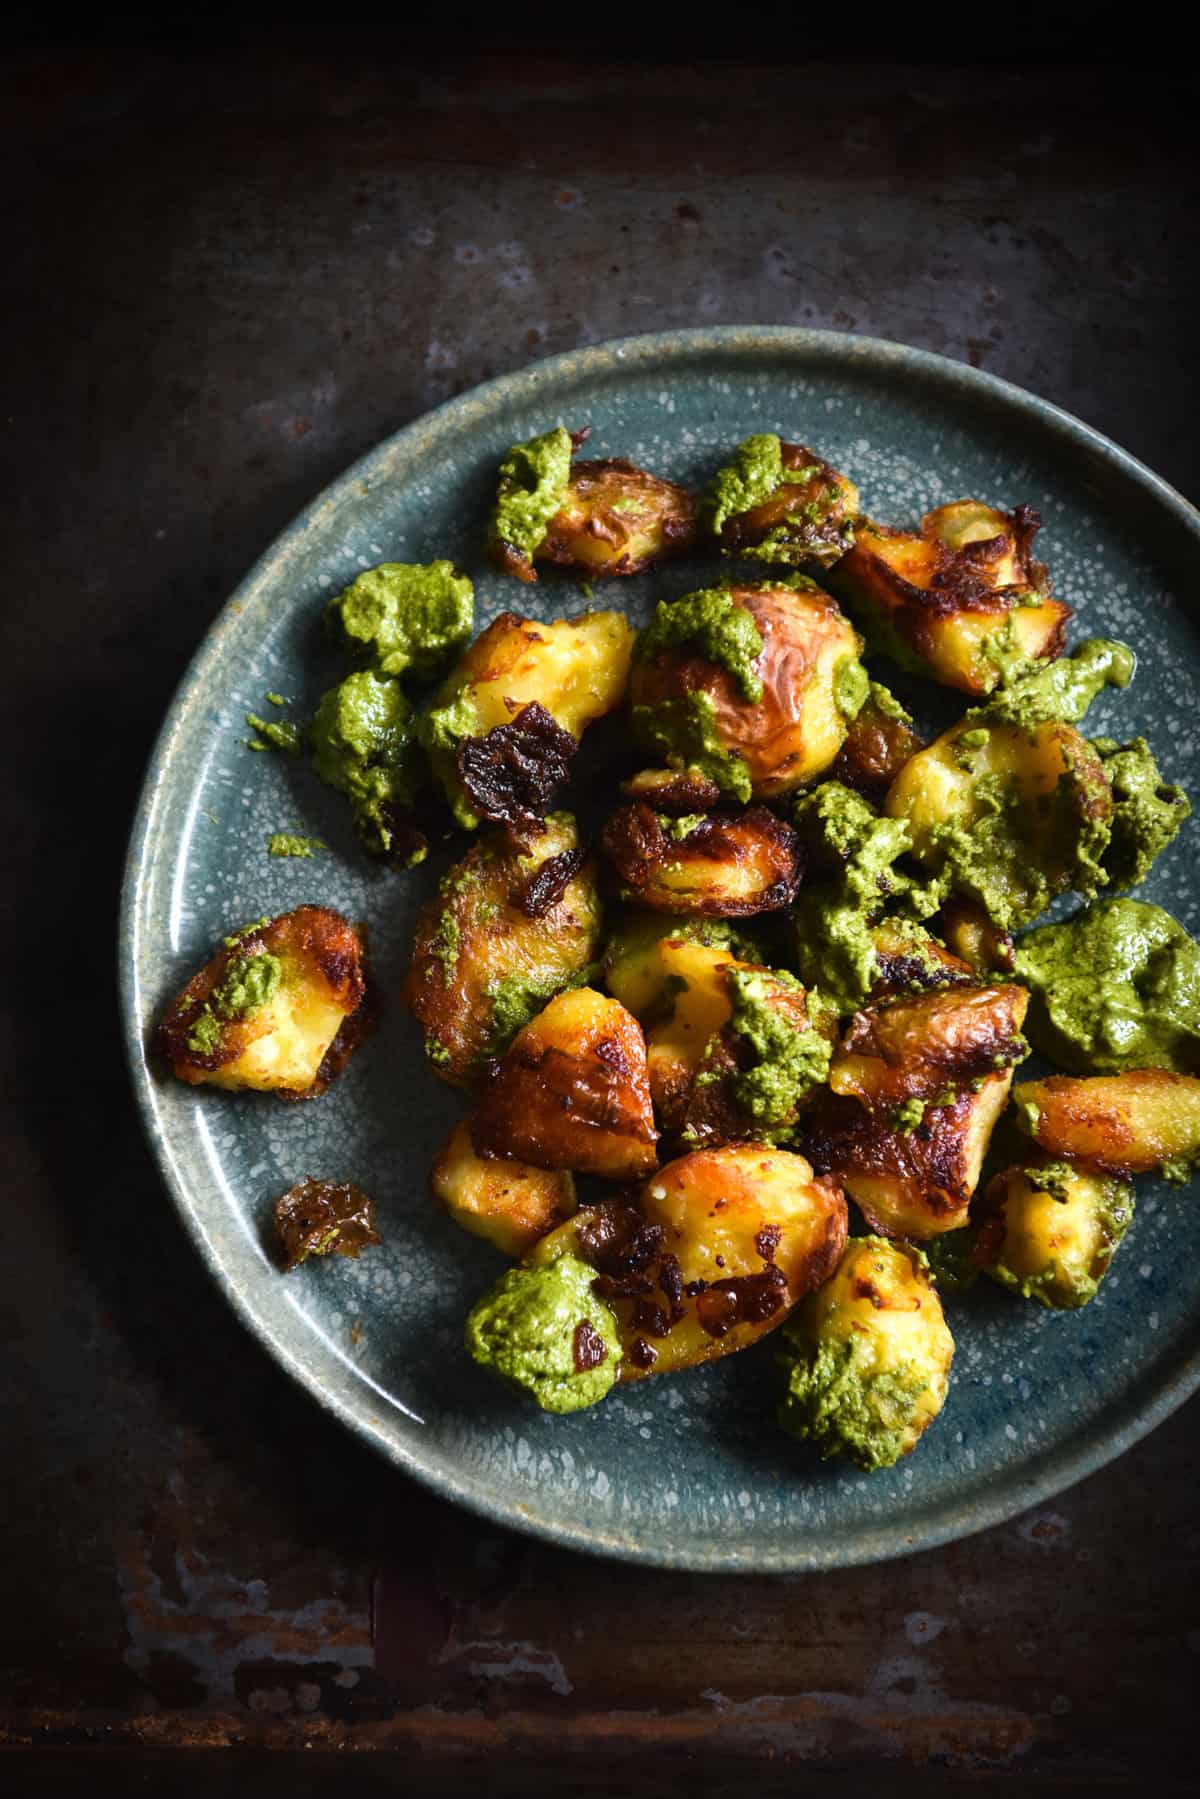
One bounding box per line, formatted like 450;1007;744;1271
120;327;1200;1571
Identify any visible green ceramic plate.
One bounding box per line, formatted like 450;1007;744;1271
120;328;1200;1571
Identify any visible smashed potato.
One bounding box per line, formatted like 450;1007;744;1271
159;906;372;1099
537;459;696;577
601;803;802;916
1012;1071;1200;1177
470;987;658;1178
704;435;860;569
829;982;1029;1111
829;680;924;797
404;813;601;1085
976;1160;1133;1308
432;1120;576;1257
834;500;1070;695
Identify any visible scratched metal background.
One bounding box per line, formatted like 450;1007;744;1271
3;47;1199;1794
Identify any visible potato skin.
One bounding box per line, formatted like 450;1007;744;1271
470;987;658;1179
804;1072;1016;1238
975;1161;1133;1308
530;1146;847;1379
712;441;859;569
1012;1071;1200;1175
829;685;924;797
159;905;372;1098
938;897;1016;975
431;1120;576;1257
630;583;864;798
834;501;1071;696
601;802;802;916
404;814;601;1086
830;982;1029;1111
538;459;696;577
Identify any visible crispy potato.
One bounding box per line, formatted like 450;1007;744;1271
404;813;601;1085
602;911;761;1020
470;988;658;1178
159;906;372;1098
885;714;1113;929
432;1121;576;1256
601;803;802;916
705;436;860;569
1012;1071;1200;1176
620;767;724;813
938;897;1015;974
630;582;866;799
778;1237;954;1468
976;1160;1133;1308
537;459;696;577
421;609;635;829
804;1072;1016;1238
868;917;976;998
642;939;737;1124
829;681;924;796
530;1146;847;1379
833;500;1071;695
829;982;1029;1110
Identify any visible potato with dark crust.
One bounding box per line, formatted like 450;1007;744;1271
630;581;868;802
537;460;696;578
1012;1071;1200;1177
938;896;1016;975
620;767;724;813
829;982;1030;1112
420;609;635;831
703;435;860;570
601;802;802;916
828;680;924;798
804;1073;1016;1240
159;906;373;1099
529;1146;848;1380
404;812;601;1086
432;1121;576;1257
470;987;658;1179
832;500;1071;696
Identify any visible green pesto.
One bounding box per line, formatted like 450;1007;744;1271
832;654;870;722
720;967;833;1137
429;911;462;984
636;587;765;702
663;812;708;841
923;1228;980;1296
1093;737;1190;889
329;560;474;680
703;433;816;537
776;1331;930;1472
266;692;288;706
267;833;325;859
223;917;270;948
487;424;573;561
245;712;304;755
185;949;282;1055
631;693;753;803
983;1165;1134;1309
892;1096;927;1134
1013;898;1200;1074
310;670;426;865
976;608;1037;686
976;637;1135;729
418;688;483;829
482;968;596;1062
791;782;917;1015
465;1254;621;1414
864;679;913;726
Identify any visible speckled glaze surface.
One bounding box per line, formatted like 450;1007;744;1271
120;327;1200;1572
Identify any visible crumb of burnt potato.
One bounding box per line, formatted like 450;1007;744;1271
275;1177;380;1270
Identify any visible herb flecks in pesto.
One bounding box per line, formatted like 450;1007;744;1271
330;560;474;680
721;968;833;1136
310;670;425;865
1093;737;1190;889
705;433;815;536
631;692;753;802
246;712;304;755
267;833;325;859
465;1254;621;1413
488;425;573;562
978;637;1135;729
186;946;282;1054
636;586;765;702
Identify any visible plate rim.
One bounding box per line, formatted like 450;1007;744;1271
119;324;1200;1573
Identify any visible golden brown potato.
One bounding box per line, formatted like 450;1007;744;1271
705;436;860;569
530;1145;847;1379
805;1072;1016;1238
829;982;1029;1111
1012;1071;1200;1176
976;1160;1133;1308
630;582;866;801
638;940;737;1126
868;917;975;999
158;906;373;1099
404;813;601;1085
421;609;635;830
885;714;1113;929
536;459;696;577
470;987;658;1178
833;500;1071;695
938;897;1016;974
431;1120;576;1257
619;767;724;813
829;681;924;797
601;802;802;916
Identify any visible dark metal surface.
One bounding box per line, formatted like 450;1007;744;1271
3;50;1198;1790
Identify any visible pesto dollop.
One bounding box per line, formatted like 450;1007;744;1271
310;670;425;864
330;560;474;680
418;688;482;829
267;832;325;859
631;692;753;803
719;967;833;1135
465;1254;621;1413
1013;898;1200;1074
186;948;282;1055
790;782;914;1014
488;425;573;562
636;586;765;702
704;433;815;536
977;637;1135;729
1093;737;1190;889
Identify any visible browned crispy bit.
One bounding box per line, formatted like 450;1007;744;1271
539;459;696;577
275;1177;380;1270
601;802;802;916
620;767;724;813
831;982;1030;1111
829;687;924;796
1012;1071;1200;1174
